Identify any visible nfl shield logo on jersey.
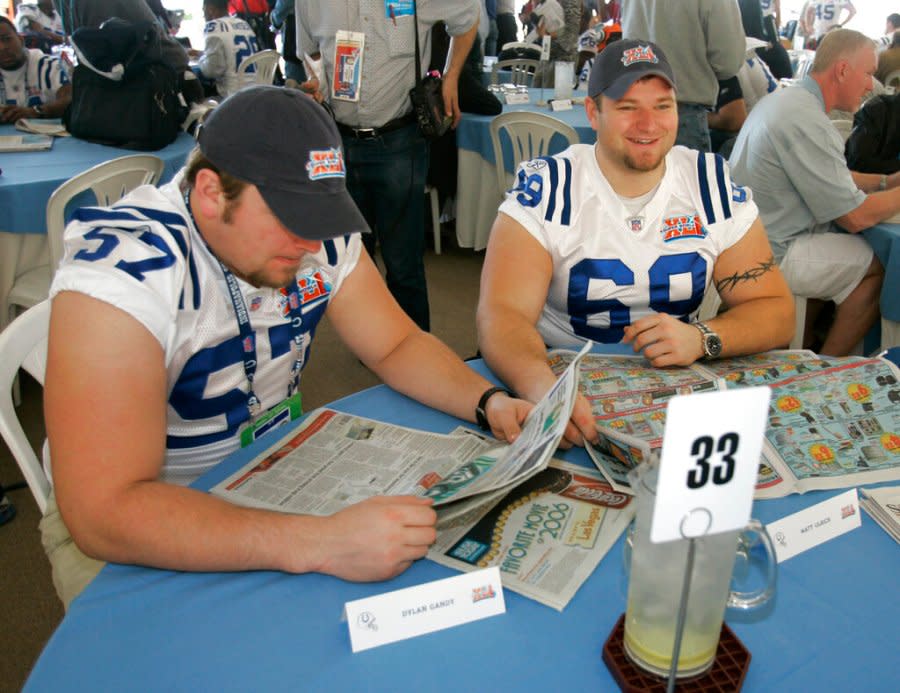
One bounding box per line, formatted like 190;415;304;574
628;216;644;233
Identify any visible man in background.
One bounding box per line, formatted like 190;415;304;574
296;1;480;332
14;0;64;50
188;0;260;98
730;30;899;356
622;0;745;151
0;16;70;122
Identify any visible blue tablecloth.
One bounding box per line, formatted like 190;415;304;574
862;222;900;323
25;355;900;692
0;125;195;234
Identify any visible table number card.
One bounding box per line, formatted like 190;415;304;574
652;387;772;543
343;567;505;652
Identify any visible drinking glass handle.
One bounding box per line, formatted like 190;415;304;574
727;519;778;610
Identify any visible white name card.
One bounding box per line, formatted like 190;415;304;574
653;387;771;544
343;567;506;652
505;91;530;104
766;488;861;562
549;99;573;111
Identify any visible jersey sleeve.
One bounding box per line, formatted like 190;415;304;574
199;30;228;78
497;154;571;251
49;206;190;354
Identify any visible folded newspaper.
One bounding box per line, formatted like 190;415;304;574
15;118;69;136
211;342;592;513
860;485;900;544
547;349;900;499
430;455;633;610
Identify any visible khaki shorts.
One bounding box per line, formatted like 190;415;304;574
780;232;874;305
39;490;105;610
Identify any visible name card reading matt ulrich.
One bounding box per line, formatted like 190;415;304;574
766;488;861;562
343;567;505;652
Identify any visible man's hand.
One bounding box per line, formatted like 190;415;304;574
623;313;704;367
441;72;462;128
314;496;437;581
0;104;35;123
483;392;533;443
558;393;599;449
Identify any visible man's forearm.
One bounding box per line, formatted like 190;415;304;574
443;22;478;79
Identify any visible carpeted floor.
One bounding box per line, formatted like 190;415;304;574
0;239;484;691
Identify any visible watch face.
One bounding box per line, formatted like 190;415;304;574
705;334;723;358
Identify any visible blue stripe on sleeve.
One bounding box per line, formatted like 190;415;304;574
714;155;732;221
561;157;572;226
696;153;716;224
543;157;558;223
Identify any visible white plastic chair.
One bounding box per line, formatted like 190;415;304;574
237;49;281;88
489;110;579;195
0;300;51;514
5;154;165;328
491;58;541;86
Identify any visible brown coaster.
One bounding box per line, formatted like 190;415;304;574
602;614;751;692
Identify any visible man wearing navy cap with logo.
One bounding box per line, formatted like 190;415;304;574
477;39;793;448
41;86;531;608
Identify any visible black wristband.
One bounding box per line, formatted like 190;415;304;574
475;386;512;431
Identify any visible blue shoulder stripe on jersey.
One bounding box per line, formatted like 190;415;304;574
713;155;732;221
561;157;572;226
696;153;716;225
324;239;338;266
542;157;559;223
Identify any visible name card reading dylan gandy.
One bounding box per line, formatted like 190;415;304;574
343;567;506;652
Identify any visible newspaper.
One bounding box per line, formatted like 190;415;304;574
549;349;900;499
211;342;592;512
429;457;634;611
860;485;900;544
0;133;53;151
15;118;69;136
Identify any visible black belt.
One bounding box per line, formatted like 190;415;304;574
336;113;416;139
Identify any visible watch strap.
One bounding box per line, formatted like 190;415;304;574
475;386;512;431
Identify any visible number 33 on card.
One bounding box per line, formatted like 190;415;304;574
652;387;771;544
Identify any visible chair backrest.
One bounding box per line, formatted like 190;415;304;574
238;49;281;88
491;58;540;86
0;300;51;514
883;68;900;92
788;49;815;79
46;154;165;281
489;110;580;195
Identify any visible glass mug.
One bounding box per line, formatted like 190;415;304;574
622;463;777;678
553;61;575;100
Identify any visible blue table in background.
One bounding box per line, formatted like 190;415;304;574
455;89;592;251
24;354;900;692
0;125;194;330
862;222;900;349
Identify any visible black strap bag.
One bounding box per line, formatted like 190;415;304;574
408;0;451;140
64;19;187;151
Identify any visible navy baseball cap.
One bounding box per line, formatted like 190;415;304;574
197;86;369;241
588;39;677;99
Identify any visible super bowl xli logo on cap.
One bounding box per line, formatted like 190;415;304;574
306;148;346;180
621;44;658;67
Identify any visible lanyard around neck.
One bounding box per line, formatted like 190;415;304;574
183;188;307;419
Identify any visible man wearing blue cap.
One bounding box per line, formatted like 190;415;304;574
477;40;793;448
41;86;531;608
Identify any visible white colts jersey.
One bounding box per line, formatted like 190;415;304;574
499;144;757;347
199;16;259;97
810;1;850;38
50;174;361;485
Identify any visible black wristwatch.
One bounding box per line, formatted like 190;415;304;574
475;386;512;430
694;321;722;359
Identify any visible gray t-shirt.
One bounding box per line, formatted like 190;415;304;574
729;76;866;261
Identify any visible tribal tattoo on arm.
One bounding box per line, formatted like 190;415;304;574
715;255;777;295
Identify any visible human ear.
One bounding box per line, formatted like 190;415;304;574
192;168;225;220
